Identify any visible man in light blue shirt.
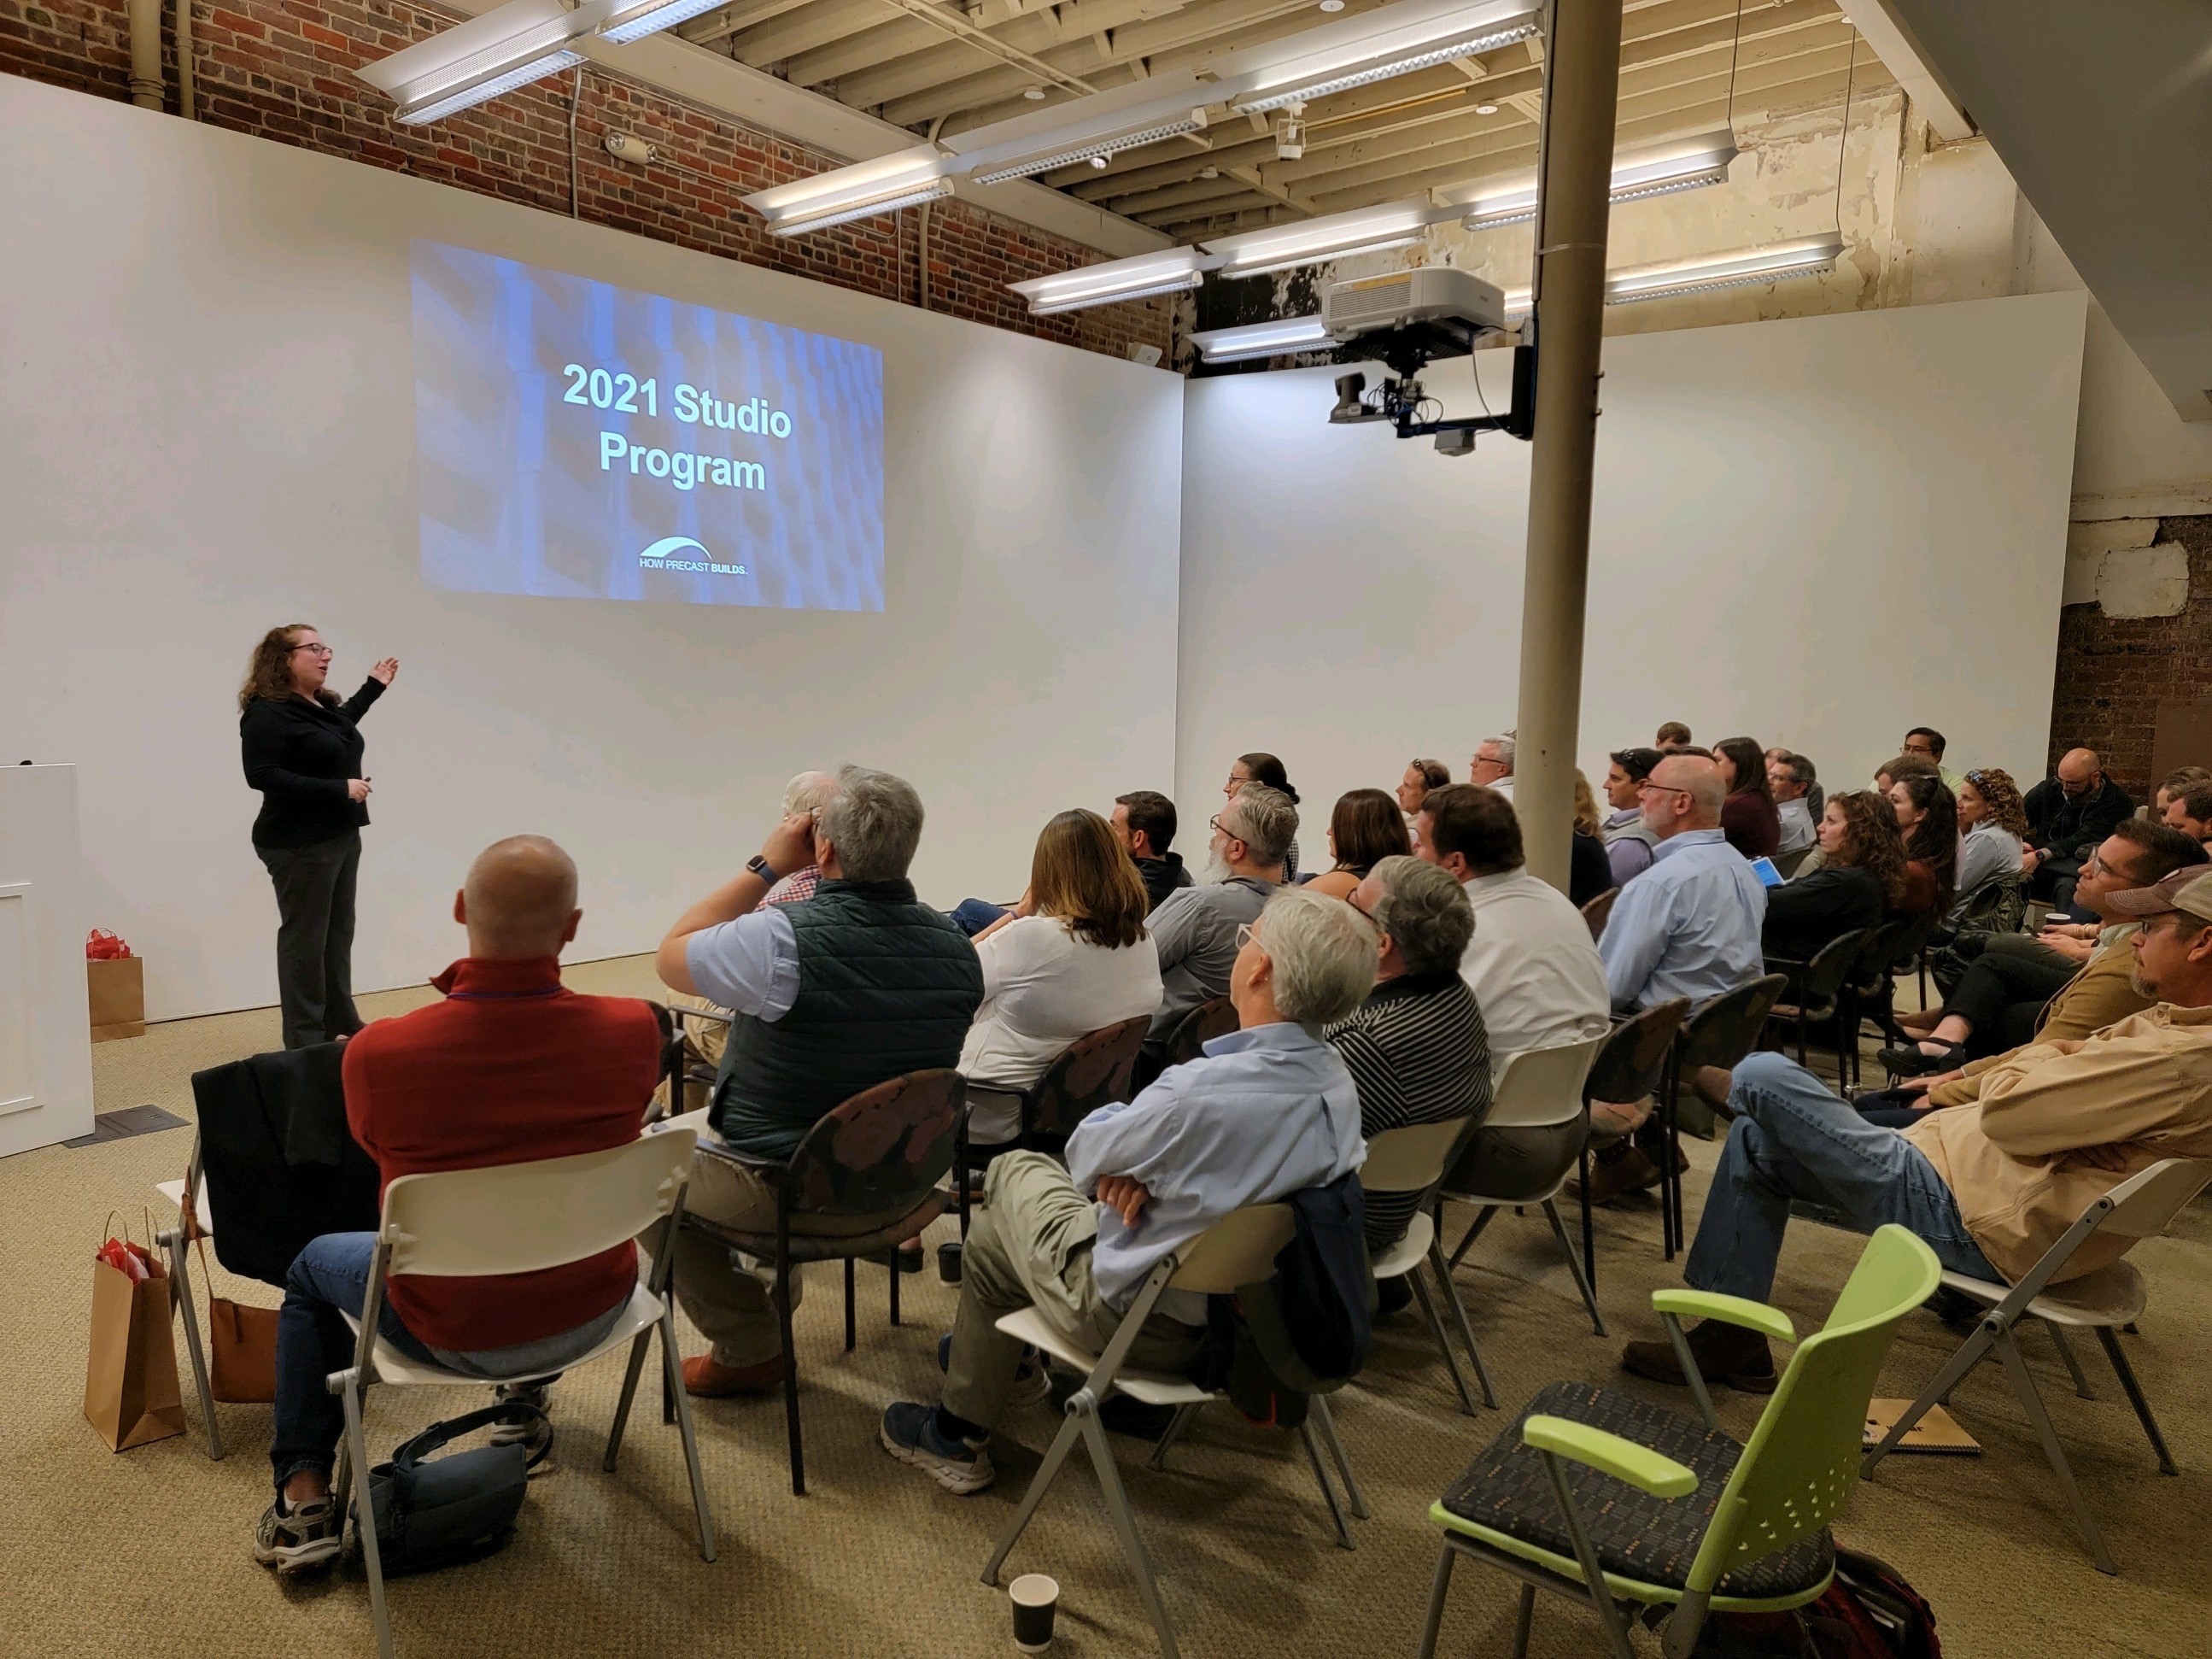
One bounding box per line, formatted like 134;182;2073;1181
880;887;1374;1496
1599;753;1768;1017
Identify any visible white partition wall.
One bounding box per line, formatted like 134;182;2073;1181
0;767;95;1155
0;76;1184;1023
1176;291;2086;840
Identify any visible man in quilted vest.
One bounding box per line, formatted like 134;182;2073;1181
652;765;982;1397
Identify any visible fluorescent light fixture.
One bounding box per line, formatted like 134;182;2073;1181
1203;197;1438;279
1604;235;1844;305
1222;0;1542;115
744;149;954;237
1448;130;1740;231
356;0;611;126
1191;315;1332;363
600;0;726;44
1009;249;1216;316
972;107;1208;185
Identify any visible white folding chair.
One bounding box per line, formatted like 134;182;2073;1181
982;1204;1361;1659
1361;1117;1495;1415
154;1133;225;1460
329;1131;715;1659
1863;1157;2212;1574
1437;1035;1608;1338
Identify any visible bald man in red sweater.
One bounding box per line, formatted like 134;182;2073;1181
255;835;660;1575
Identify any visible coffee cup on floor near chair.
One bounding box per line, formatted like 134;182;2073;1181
939;1240;964;1285
1009;1574;1059;1651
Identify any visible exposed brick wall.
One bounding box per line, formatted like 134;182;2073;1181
0;0;1173;362
2048;514;2212;795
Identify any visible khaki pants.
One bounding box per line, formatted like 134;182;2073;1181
646;1146;891;1368
942;1152;1203;1433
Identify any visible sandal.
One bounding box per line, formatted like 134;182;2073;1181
1876;1039;1965;1076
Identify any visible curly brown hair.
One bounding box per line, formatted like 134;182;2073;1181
237;624;330;712
1960;767;2030;840
1827;789;1908;908
1571;770;1602;837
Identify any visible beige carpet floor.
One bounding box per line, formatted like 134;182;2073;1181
3;958;2208;1658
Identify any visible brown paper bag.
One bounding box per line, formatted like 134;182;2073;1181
200;1243;279;1403
85;1248;186;1451
87;955;146;1041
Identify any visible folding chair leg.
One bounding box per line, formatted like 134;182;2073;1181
984;1406;1086;1586
888;1250;901;1327
1995;1330;2116;1574
776;1265;806;1497
1299;1420;1355;1551
1445;1205;1497;1271
340;1375;395;1659
2093;1325;2178;1476
603;1326;654;1472
1415;1542;1456;1659
1427;1240;1497;1409
160;1225;225;1461
1511;1581;1537;1659
1542;1199;1606;1337
843;1259;857;1354
1540;1451;1638;1659
1080;1410;1179;1659
661;1304;718;1561
1577;1150;1597;1295
1864;1320;1995;1478
1147;1402;1199;1473
1308;1392;1368;1520
1406;1269;1478;1416
2045;1320;2093;1399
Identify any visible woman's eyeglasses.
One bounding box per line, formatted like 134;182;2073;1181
290;642;334;658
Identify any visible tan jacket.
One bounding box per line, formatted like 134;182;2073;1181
1928;927;2151;1107
1905;1004;2212;1284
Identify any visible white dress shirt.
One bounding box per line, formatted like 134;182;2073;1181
1457;867;1611;1067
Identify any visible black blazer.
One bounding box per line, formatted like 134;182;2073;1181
240;679;383;849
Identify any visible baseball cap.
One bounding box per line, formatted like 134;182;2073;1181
2107;868;2212;922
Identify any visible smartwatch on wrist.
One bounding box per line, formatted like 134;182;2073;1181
746;854;780;884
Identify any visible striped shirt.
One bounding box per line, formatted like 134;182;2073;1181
1325;971;1492;1251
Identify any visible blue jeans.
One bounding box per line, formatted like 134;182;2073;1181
950;898;1009;937
270;1232;438;1492
1684;1053;1998;1304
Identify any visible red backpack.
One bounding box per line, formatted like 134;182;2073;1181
1691;1548;1941;1659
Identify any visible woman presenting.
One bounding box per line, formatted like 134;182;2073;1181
238;624;398;1048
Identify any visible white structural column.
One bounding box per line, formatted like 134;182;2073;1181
1511;0;1622;891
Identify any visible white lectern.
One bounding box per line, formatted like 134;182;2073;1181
0;765;95;1155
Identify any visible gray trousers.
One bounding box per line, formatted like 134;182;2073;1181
943;1152;1203;1433
257;830;361;1050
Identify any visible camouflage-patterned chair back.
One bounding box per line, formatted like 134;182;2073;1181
1583;998;1689;1106
1676;975;1788;1072
1022;1015;1151;1142
785;1069;967;1220
1160;994;1241;1072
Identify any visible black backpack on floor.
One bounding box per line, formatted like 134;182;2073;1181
364;1400;549;1577
1690;1548;1940;1658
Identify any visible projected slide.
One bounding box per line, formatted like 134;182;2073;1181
410;240;885;611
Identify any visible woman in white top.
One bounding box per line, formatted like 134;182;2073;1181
962;808;1163;1148
1952;766;2028;906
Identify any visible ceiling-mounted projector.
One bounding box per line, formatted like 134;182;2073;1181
1320;266;1507;365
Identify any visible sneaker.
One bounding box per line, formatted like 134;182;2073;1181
252;1494;341;1574
938;1333;1051;1408
490;1382;554;1465
880;1400;995;1495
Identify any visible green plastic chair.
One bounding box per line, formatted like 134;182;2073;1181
1415;1224;1941;1659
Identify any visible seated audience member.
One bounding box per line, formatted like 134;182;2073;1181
1762;791;1902;963
1768;752;1819;867
1900;726;1964;792
1413;783;1609;1064
1873;752;1940;796
1329;857;1489;1252
1568;771;1614;906
1111;789;1193;912
2155;765;2212;815
2162;783;2212;847
1877;822;2208;1075
1306;787;1414;901
1888;771;1958;917
1226;752;1304;880
959;811;1164;1148
879;888;1374;1493
1952;768;2028;908
1599;754;1767;1017
1470;734;1517;800
255;836;659;1572
1600;747;1663;886
1655;721;1694;752
2024;747;2135;906
1625;871;2212;1395
762;771;840;906
1142;783;1296;1065
1713;736;1782;860
652;767;984;1397
1398;758;1453;818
